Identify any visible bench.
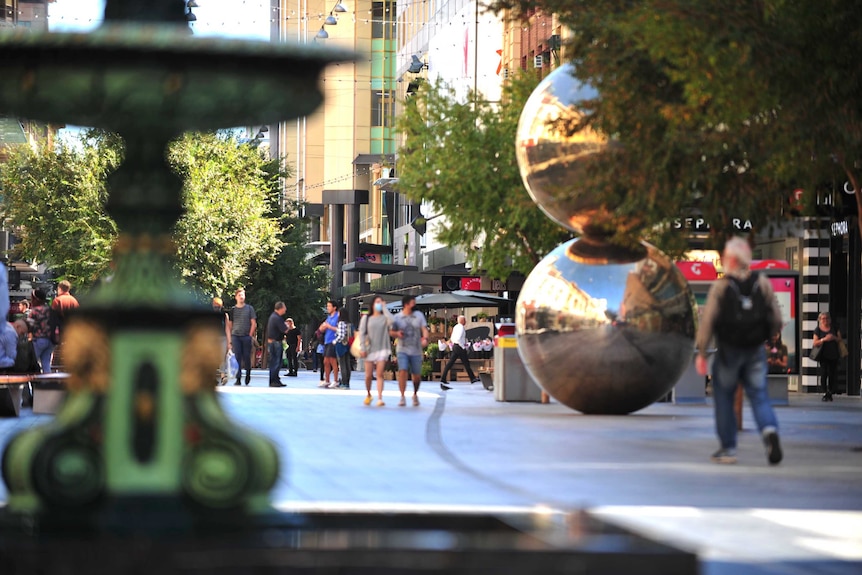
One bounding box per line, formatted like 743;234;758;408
0;372;69;417
0;374;35;417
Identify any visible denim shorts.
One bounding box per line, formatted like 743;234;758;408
396;352;423;375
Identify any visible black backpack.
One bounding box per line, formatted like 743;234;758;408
714;274;772;347
13;335;40;373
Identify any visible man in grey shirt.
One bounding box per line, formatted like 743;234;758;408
390;295;428;407
227;288;257;386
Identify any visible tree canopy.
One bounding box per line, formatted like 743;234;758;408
0;131;285;293
242;200;329;328
488;0;862;243
397;73;572;280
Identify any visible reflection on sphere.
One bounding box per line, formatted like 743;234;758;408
515;63;618;236
516;238;696;415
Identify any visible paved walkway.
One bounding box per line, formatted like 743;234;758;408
2;368;861;574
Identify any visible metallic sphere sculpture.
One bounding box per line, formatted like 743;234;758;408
515;64;696;414
515;64;618;237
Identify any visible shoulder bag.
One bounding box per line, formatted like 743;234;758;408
808;345;822;362
838;338;849;359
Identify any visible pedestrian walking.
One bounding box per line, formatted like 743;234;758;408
359;295;393;406
389;294;428;407
439;315;480;390
334;314;353;389
695;237;783;465
212;297;231;385
284;318;302;376
313;330;325;380
227;288;257;386
812;312;843;401
265;302;288;387
318;300;340;388
28;289;54;374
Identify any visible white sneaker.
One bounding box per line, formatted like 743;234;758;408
327;382;340;389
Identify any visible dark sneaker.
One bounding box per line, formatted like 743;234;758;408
440;383;452;391
269;381;286;387
763;430;783;465
710;449;737;464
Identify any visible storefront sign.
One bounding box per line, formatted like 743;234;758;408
673;217;753;231
832;219;850;237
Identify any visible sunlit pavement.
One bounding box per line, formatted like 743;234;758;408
2;368;861;575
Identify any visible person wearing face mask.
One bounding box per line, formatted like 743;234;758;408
358;295;394;406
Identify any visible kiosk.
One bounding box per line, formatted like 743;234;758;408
674;260;800;406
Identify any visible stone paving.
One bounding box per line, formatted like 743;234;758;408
1;367;861;575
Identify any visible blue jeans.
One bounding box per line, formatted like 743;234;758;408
231;334;252;381
33;337;54;374
396;352;423;375
267;341;283;384
712;345;778;449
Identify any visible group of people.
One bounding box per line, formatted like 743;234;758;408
353;294;429;407
207;280;490;407
1;262;78;377
212;288;302;388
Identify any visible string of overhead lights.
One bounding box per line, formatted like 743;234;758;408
47;2;510;30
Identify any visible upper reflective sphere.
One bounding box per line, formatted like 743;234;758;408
516;63;617;236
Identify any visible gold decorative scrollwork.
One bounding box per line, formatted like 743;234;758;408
180;323;224;395
62;320;111;393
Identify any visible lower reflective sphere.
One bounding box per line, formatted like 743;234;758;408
516;238;696;415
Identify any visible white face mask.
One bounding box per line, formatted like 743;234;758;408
374;302;383;312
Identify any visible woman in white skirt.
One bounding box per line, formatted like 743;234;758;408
358;295;393;406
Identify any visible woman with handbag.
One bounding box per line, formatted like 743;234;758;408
812;312;843;401
359;295;393;406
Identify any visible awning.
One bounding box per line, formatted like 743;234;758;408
751;260;790;270
353;153;395;165
342;262;418;275
0;117;27;146
675;261;717;281
372;177;399;191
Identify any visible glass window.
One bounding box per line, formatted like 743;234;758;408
371;90;394;127
372;1;396;39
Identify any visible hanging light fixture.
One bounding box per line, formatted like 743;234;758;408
325;14;338;25
185;0;197;21
315;26;329;39
333;2;348;13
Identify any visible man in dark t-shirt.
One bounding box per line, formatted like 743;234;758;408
226;288;257;386
265;302;288;387
284;317;302;377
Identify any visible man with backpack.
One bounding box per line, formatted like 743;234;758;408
695;237;783;465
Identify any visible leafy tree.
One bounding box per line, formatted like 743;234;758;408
396;73;572;280
168;131;282;294
487;0;862;244
0;130;283;292
0;137;117;285
242;200;330;329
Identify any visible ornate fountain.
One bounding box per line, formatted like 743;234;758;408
0;0;351;521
